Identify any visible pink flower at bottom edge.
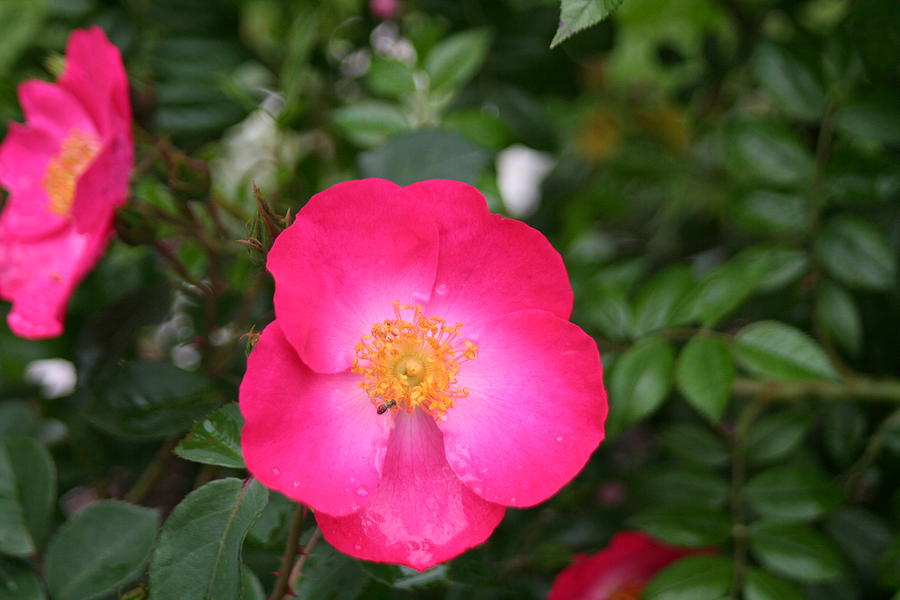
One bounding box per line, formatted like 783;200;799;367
239;178;608;570
0;26;132;339
547;531;715;600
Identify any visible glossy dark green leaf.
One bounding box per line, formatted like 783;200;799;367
746;411;810;466
879;534;900;589
149;478;268;600
738;245;808;292
0;438;56;557
637;466;729;509
0;0;46;73
240;566;265;600
366;57;417;99
745;465;842;520
643;555;733;600
815;282;862;356
331;101;411;147
749;520;845;583
733;190;807;237
675;335;733;422
0;402;39;441
815;215;896;291
672;258;763;328
631;265;694;336
630;506;731;547
44;501;158;600
753;42;826;121
584;286;632;341
84;360;221;439
359;129;490;186
660;423;729;467
175;404;245;469
825;508;892;582
725;121;814;187
744;568;805;600
293;536;369;600
551;0;625;48
607;337;675;434
836;100;900;145
734;321;839;381
823;403;866;466
0;558;44;600
424;29;490;92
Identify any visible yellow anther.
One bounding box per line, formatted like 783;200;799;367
43;130;101;217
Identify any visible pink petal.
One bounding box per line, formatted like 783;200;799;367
438;310;606;508
239;323;394;517
316;409;505;571
407;179;573;325
0;225;111;339
267;179;439;373
18;80;98;140
59;26;131;136
71;139;133;232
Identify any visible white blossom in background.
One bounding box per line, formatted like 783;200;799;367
211;93;304;203
25;359;77;398
496;144;556;218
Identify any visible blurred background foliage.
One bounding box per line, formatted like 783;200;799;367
0;0;899;598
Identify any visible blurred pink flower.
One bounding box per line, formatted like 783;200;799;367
370;0;401;20
548;531;712;600
0;26;132;339
240;179;607;570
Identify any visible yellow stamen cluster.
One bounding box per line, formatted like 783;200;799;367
43;130;101;217
352;302;477;416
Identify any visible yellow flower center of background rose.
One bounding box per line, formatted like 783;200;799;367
352;301;477;416
43;130;101;217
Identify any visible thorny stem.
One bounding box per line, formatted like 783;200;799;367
269;505;308;600
844;407;900;498
288;528;322;594
732;377;900;403
727;397;767;599
125;436;179;504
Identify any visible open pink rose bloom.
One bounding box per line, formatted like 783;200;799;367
0;26;132;339
547;531;712;600
240;179;608;570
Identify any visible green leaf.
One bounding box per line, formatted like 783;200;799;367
551;0;625;48
753;42;827;121
676;335;733;422
815;282;862;356
175;404;245;469
815;215;897;291
83;360;222;439
733;190;807;237
660;423;729;468
331;101;411;147
240;566;265;600
44;501;158;600
643;555;733;600
631;265;694;336
746;410;810;466
293;536;369;599
630;506;731;547
607;337;675;434
725;121;814;187
672;258;764;328
424;29;490;92
836;100;900;145
734;321;839;381
366;57;417;99
0;0;46;73
744;568;805;600
0;558;45;600
359;129;490;186
749;520;845;583
737;245;808;292
443;109;513;150
149;478;268;600
823;403;866;466
825;508;893;583
0;438;56;557
745;465;842;521
583;286;632;341
636;466;729;509
879;534;900;589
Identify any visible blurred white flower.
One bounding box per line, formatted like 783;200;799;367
496;144;555;218
25;359;76;398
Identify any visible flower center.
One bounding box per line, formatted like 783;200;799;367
352;301;477;416
43;130;101;217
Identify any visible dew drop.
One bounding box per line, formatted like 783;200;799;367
272;468;281;476
555;436;564;442
292;480;300;487
354;544;363;551
435;283;449;296
349;476;356;483
481;467;488;474
356;486;369;497
509;497;517;503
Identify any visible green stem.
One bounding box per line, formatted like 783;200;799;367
287;528;321;594
125;436;179;504
269;505;308;600
732;377;900;403
844;407;900;498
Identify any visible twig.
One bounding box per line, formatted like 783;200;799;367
269;506;308;600
125;436;179;504
844;407;900;498
731;377;900;403
287;528;321;594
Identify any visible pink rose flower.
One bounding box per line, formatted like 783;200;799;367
0;26;132;339
240;179;607;570
547;531;713;600
370;0;401;20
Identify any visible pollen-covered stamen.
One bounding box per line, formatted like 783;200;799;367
43;129;101;217
352;301;477;416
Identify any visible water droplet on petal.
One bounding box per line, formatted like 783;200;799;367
272;468;281;476
555;436;564;442
354;544;362;551
509;497;517;503
435;283;449;296
356;486;369;497
481;467;488;474
349;476;356;483
292;480;300;487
